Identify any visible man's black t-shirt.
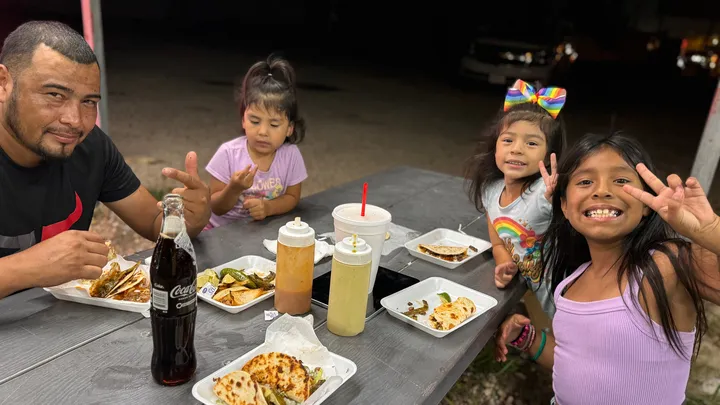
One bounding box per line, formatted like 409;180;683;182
0;127;141;258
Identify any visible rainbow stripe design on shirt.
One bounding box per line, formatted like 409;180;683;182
493;217;537;249
493;216;543;283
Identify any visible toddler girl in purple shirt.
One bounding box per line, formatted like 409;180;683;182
205;55;308;229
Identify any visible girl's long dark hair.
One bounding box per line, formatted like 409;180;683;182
465;103;567;212
235;54;306;144
540;133;706;359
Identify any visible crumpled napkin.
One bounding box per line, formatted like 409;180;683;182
262;239;334;264
263;314;333;367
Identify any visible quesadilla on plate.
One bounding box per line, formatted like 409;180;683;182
417;244;469;262
213;370;268;405
242;352;325;403
88;262;139;298
428;296;476;330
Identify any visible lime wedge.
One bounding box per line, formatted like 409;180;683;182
196;269;220;291
438;292;451;304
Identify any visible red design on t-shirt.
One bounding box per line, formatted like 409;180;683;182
41;192;83;241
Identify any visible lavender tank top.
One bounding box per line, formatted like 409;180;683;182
552;261;696;405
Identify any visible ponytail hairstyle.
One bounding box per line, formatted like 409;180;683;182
234;54;306;144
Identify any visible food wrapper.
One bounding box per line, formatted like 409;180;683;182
262;314;336;377
262;239;334;264
382;222;422;256
319;222;421;256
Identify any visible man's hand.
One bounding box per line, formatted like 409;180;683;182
29;231;108;286
243;198;268;221
160;151;212;236
495;261;519;288
228;164;258;193
495;314;531;362
623;163;719;249
539;153;557;202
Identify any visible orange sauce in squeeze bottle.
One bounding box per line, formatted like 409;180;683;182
274;217;316;315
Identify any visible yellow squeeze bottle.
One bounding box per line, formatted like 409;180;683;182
326;234;372;336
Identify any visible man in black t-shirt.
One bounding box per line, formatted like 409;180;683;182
0;22;211;299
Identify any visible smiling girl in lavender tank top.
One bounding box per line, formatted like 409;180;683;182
494;133;720;405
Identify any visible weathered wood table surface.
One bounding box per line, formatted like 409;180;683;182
0;167;525;404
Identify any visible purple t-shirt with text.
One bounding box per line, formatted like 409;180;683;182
205;136;307;228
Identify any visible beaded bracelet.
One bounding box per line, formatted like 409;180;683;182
521;324;536;352
509;324;531;349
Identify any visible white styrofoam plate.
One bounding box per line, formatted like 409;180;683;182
44;256;151;317
197;255;276;314
191;342;357;405
380;277;498;338
44;286;151;316
404;228;491;269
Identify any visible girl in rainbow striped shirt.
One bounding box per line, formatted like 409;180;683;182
465;79;568;319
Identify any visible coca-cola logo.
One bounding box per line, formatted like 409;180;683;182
170;284;195;299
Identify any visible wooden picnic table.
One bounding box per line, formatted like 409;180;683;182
0;166;525;404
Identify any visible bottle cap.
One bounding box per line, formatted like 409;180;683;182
278;217;315;248
333;234;372;266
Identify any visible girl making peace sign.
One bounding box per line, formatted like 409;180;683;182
466;79;568;319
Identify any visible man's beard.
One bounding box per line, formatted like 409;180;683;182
6;90;77;162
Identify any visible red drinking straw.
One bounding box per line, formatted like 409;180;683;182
361;182;368;216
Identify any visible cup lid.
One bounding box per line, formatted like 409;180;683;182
332;203;391;226
278;217;315;247
334;234;372;265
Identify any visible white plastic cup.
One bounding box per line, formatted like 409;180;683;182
332;203;391;293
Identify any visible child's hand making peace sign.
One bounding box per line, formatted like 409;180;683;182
623;163;720;254
539;153;558;202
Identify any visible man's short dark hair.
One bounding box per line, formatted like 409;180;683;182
0;21;97;75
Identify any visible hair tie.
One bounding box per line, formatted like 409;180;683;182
503;79;567;119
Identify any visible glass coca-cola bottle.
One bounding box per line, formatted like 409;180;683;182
149;194;197;386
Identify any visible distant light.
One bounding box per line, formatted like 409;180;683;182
525;52;533;63
565;43;573;55
713;37;719;46
691;54;706;63
677;57;685;69
570;52;578;62
505;52;514;61
711;62;717;69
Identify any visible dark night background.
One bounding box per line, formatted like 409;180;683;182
3;0;720;201
1;2;720;199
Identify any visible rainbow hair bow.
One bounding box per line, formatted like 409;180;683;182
503;79;567;119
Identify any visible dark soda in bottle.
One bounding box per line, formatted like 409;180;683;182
150;194;198;386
